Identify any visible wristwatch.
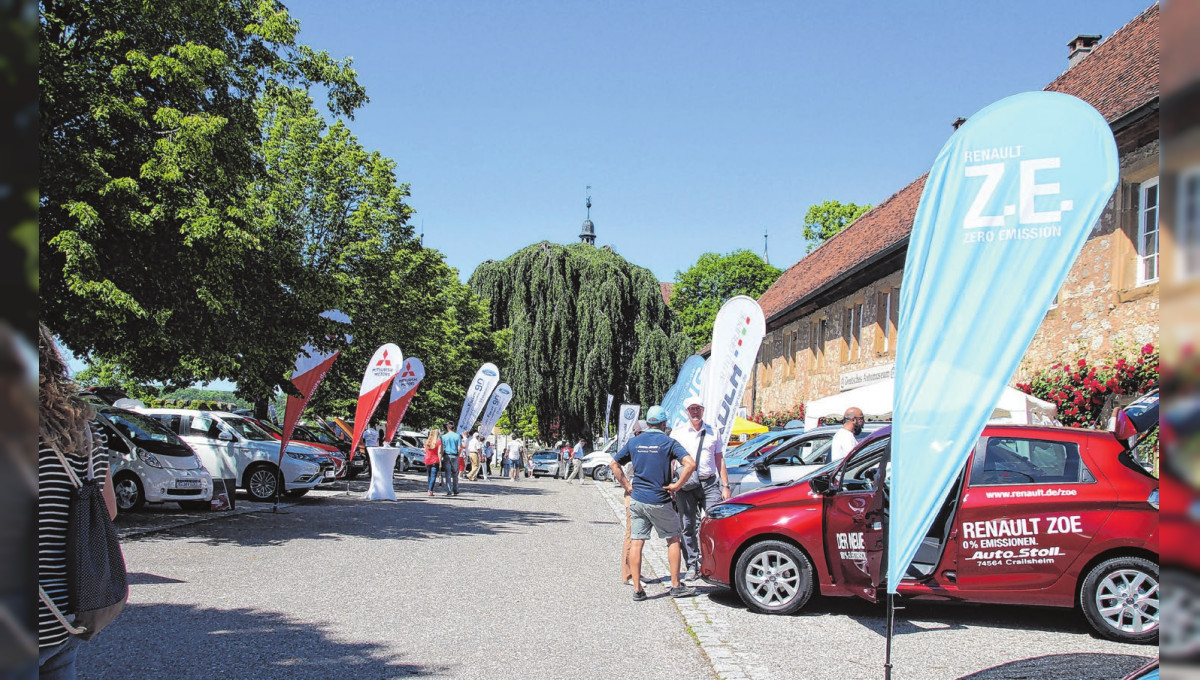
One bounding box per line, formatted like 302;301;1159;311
721;483;730;490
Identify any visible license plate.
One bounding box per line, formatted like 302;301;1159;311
353;459;365;467
323;470;335;479
175;479;201;489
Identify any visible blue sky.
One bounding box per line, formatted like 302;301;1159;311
282;0;1150;283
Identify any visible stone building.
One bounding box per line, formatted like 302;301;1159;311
748;5;1160;415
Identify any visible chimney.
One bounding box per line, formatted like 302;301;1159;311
1067;34;1101;68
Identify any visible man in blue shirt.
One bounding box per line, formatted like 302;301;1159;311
441;425;463;496
609;405;697;600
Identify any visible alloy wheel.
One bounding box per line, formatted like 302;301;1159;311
1095;568;1160;636
744;549;801;607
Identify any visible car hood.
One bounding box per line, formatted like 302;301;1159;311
727;476;822;507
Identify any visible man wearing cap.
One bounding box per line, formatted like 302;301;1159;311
609;405;697;600
671;396;731;582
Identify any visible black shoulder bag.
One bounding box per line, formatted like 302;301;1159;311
38;426;129;640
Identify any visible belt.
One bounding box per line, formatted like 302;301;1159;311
700;475;715;481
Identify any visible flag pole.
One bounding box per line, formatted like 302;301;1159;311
884;593;895;680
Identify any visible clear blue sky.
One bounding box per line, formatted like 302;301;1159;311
281;0;1150;282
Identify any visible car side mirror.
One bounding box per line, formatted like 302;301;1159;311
809;475;837;496
218;431;234;442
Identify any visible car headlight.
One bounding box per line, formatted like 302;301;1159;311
137;450;164;468
707;503;752;519
286;452;318;463
1147;488;1158;510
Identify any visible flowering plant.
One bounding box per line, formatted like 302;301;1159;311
1016;344;1158;429
750;403;805;428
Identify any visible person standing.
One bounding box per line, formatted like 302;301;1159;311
622;420;647;588
506;438;523;481
564;438;585;482
482;439;494;481
671;397;731;582
362;423;380;449
608;405;696;600
831;407;865;462
423;429;443;497
38;323;122;678
441;425;463;496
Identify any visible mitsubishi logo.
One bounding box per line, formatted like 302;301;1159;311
377;350;392;367
400;364;416;378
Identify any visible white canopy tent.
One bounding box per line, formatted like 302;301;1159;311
802;378;1058;430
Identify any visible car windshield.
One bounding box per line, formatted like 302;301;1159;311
296;425;338;445
533;453;558;462
222;416;276;442
100;409;193;456
726;432;774;459
255;419;283;436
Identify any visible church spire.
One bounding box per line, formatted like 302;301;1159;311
579;185;596;245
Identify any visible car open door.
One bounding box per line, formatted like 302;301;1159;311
821;436;890;602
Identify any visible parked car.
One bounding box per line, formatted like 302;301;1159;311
246;416;347;480
724;428;807;464
700;403;1160;644
139;409;334;502
727;423;886;497
328;417;371;479
1158;391;1198;662
392;433;427;472
94;406;214;512
531;451;563;478
582;438;616;480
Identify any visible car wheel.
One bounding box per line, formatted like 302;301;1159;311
734;540;814;615
1161;569;1200;661
245;464;282;502
1080;556;1159;644
113;472;145;513
592;466;612;482
177;500;211;511
284;489;309;498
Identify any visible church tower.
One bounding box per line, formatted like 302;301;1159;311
579;186;596;246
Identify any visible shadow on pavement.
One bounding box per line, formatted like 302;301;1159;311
957;653;1152;679
128;495;568;548
126;572;186;585
78;602;443;679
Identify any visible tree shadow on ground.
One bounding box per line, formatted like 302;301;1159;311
78;602;443;679
127;494;569;548
957;653;1152;679
702;587;1140;640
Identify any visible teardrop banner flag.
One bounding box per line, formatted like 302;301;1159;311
278;310;351;466
457;363;500;435
477;383;514;438
384;357;425;442
350;343;402;460
701;297;766;447
888;92;1119;593
664;354;706;432
617;404;640;452
604;394;614;443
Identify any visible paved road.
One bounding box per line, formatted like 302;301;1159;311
82;470;1157;679
83;473;711;680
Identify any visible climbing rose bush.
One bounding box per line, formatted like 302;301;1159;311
1016;344;1159;428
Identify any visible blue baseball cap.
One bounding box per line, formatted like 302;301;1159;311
646;405;668;425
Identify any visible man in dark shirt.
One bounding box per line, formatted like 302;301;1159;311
609;405;697;600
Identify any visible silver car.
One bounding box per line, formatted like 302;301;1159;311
726;423;885;497
531;451;563;478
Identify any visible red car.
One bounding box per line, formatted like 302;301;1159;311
1160;396;1200;661
246;417;347;480
700;403;1159;644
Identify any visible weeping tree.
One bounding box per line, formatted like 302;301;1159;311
469;241;691;442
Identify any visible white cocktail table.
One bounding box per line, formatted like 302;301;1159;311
365;447;400;501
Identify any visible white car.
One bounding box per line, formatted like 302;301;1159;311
95;406;213;512
139;409;333;502
582;439;616;481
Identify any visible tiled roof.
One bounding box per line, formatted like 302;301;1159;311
660;282;675;305
757;3;1159;328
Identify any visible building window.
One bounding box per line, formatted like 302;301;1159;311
1180;167;1200;280
1137;177;1159;285
874;289;898;355
812;319;826;370
852;302;863;361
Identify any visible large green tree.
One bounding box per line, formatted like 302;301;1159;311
469;242;691;442
40;0;365;388
801;199;872;252
670;250;782;350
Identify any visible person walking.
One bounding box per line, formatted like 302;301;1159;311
38;323;123;678
831;407;864;462
608;405;696;600
466;431;484;481
441;425;463;496
423;429;443;497
484;439;495;478
671;397;731;582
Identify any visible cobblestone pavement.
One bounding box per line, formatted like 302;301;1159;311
591;479;1157;680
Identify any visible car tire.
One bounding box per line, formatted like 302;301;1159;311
734;540;815;615
245;464;282;503
592;466;612;482
177;500;211;511
1080;556;1159;644
1161;568;1200;661
113;472;145;513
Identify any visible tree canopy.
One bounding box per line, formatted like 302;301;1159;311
801;200;872;253
670;250;782;350
469;242;691;442
40;0;502;426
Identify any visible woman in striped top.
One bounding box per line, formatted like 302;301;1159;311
38;324;117;679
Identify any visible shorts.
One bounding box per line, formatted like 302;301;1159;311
628;499;680;541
